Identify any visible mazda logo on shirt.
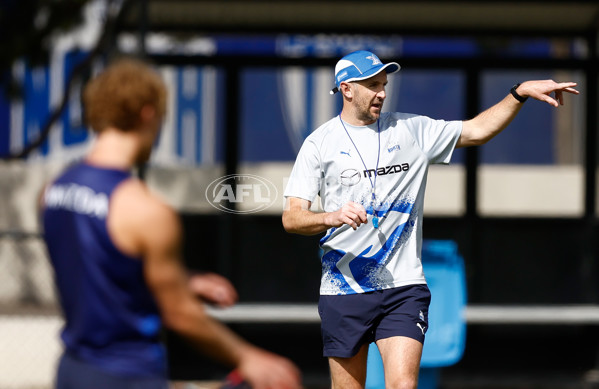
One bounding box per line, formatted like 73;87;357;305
340;169;361;186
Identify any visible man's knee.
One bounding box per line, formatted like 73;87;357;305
385;376;418;389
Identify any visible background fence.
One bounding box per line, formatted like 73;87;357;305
0;232;61;389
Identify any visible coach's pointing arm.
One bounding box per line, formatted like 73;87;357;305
457;80;579;149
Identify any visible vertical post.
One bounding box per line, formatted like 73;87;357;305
217;63;241;278
584;33;597;220
583;28;599;379
138;0;148;56
582;30;598;303
465;70;479;218
464;68;482;301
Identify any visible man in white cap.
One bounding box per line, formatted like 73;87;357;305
282;50;578;388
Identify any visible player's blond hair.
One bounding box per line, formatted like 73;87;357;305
83;58;167;133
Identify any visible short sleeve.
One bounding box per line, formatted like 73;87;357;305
283;138;322;202
401;114;463;164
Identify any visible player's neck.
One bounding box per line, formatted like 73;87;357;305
86;128;142;170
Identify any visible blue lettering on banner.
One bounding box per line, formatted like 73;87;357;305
276;34;403;58
23;63;50;155
214;35;276;56
0;37;559;165
61;50;89;146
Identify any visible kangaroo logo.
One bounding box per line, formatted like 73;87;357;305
366;55;382;66
417;310;427;335
388;144;401;153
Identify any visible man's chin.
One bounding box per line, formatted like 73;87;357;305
357;109;380;124
371;106;382;117
370;111;381;121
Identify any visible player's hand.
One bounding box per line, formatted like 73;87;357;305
188;272;238;308
326;201;368;230
237;347;302;389
517;80;579;107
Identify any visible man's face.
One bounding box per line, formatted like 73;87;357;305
350;72;388;124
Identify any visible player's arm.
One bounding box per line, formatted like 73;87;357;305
111;180;254;363
457;80;579;148
110;180;301;389
282;197;367;235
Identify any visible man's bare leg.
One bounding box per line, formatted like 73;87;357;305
376;336;423;389
328;344;369;389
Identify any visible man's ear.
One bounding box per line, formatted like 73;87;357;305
340;82;352;99
140;105;156;123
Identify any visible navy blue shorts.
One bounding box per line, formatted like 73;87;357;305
318;284;431;358
55;352;168;389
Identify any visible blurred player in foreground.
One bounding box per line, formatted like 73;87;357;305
283;50;578;389
41;58;301;389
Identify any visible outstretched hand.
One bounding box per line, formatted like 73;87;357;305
518;80;579;107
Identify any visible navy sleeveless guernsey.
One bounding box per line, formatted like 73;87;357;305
42;162;166;378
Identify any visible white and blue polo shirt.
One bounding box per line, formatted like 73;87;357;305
284;111;462;295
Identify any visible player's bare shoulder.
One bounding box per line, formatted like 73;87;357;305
108;177;181;258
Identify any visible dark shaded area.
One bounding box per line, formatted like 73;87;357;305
170;214;599;386
0;0;90;98
182;215;598;305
